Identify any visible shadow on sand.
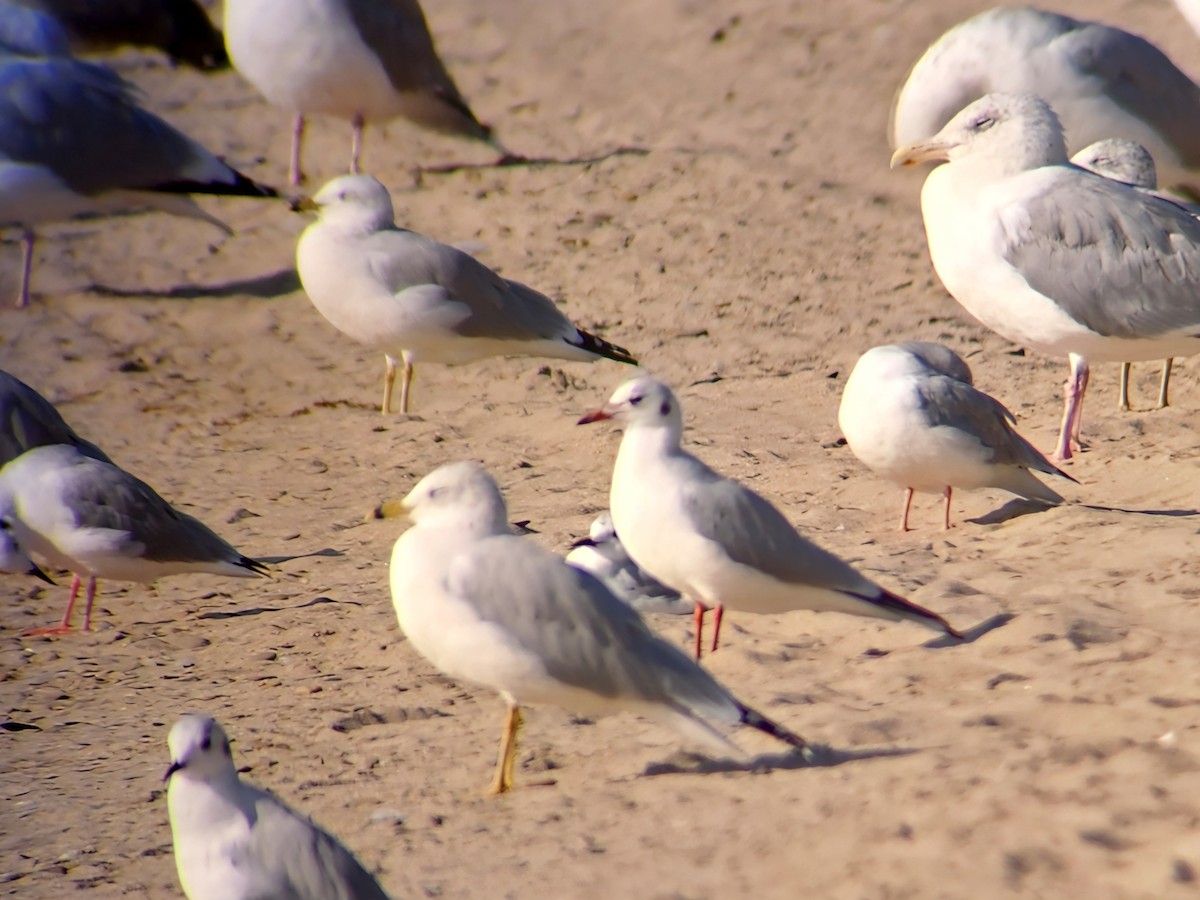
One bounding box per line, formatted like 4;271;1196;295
87;267;300;301
642;743;919;779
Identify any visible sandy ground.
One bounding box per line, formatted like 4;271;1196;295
5;0;1200;896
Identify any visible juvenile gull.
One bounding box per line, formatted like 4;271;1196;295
839;342;1074;531
166;715;391;900
890;7;1200;185
296;175;638;414
1070;139;1191;411
892;93;1200;460
0;444;266;634
224;0;499;185
389;461;809;794
579;376;962;659
0;368;110;466
565;512;690;615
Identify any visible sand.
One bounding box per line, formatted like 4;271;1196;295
4;0;1200;897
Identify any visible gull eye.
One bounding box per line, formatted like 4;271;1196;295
969;114;996;131
200;736;212;751
628;394;643;407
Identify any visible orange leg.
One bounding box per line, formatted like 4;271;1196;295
710;603;725;653
23;574;82;636
899;487;914;532
692;600;707;661
942;486;953;530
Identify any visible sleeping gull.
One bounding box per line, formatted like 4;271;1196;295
565;512;690;615
14;0;228;69
1070;139;1193;411
890;7;1200;185
389;461;810;794
1;368;110;466
1;444;267;635
224;0;500;185
838;342;1075;531
891;92;1200;460
578;376;962;659
0;35;277;307
296;174;638;414
166;715;391;900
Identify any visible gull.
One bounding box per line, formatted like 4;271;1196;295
0;37;278;308
890;6;1200;185
838;342;1075;531
1;368;110;466
224;0;500;186
13;0;228;69
0;444;267;635
1070;139;1196;411
296;174;638;414
578;376;962;660
565;512;690;615
892;92;1200;461
389;461;810;794
166;714;391;900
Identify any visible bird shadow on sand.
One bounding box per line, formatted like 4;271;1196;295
924;612;1015;649
972;499;1200;526
1076;503;1200;518
86;267;301;301
258;547;345;565
641;743;918;779
195;595;359;621
418;146;650;177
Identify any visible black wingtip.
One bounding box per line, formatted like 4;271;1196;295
240;557;270;577
153;168;280;200
574;329;638;366
857;587;963;639
738;702;809;751
29;564;55;586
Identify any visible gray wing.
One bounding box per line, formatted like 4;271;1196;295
0;370;110;466
917;375;1065;477
21;0;228;69
0;2;70;55
1066;22;1200;170
1001;172;1200;338
680;466;877;595
342;0;491;140
893;341;973;384
445;537;737;718
365;229;578;343
53;450;258;569
238;787;390;900
0;56;271;197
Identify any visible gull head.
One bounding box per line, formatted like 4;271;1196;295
398;461;509;535
306;174;396;234
1071;139;1157;190
570;511;617;550
869;341;975;384
890;93;1068;174
577;375;684;434
164;715;236;784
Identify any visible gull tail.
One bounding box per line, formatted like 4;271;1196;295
994;467;1068;506
848;586;963;639
737;702;809;751
572;329;638;365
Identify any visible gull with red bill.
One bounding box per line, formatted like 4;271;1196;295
578;376;962;659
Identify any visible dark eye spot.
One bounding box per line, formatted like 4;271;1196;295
0;519;10;532
629;394;643;406
970;114;995;131
200;737;211;751
660;401;671;416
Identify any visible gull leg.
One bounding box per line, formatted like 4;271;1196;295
382;356;397;414
17;229;34;308
1158;359;1173;409
692;600;707;661
289;114;306;186
1118;363;1131;411
351;114;365;175
81;576;98;631
399;358;415;415
899;487;914;532
23;574;82;636
1055;354;1089;461
942;486;953;530
710;603;724;653
486;702;522;795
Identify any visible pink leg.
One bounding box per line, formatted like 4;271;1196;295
23;574;82;636
289;113;306;186
382;356;397;414
710;603;724;653
692;601;707;661
16;229;34;308
351;114;365;174
1054;354;1090;461
81;576;98;631
899;487;914;532
942;486;953;530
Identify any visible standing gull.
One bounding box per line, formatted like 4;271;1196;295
1069;139;1191;411
166;715;391;900
890;7;1200;185
1;368;110;466
839;342;1075;531
578;376;961;659
0;444;266;635
565;512;689;615
389;462;810;794
892;92;1200;460
224;0;500;185
296;174;638;414
0;32;277;307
